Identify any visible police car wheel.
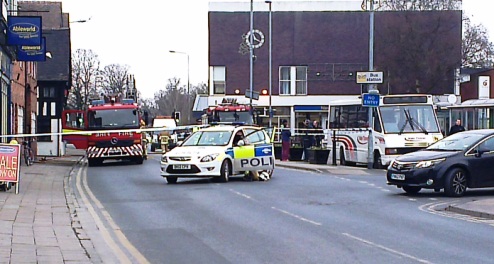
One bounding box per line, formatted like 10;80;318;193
166;176;178;184
219;160;230;183
259;171;271;181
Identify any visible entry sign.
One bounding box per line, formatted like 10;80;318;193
362;93;380;107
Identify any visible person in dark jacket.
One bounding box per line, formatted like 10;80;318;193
303;119;313;161
313;120;323;148
280;120;291;161
449;119;465;135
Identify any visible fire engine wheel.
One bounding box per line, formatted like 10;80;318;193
219;160;230;183
88;158;102;167
166;176;178;184
135;157;144;164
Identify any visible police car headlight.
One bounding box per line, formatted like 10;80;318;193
200;153;219;162
161;155;168;163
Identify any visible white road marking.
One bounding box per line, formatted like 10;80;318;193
342;233;434;264
271;207;322;226
418;200;494;226
76;165;149;263
230;189;252;199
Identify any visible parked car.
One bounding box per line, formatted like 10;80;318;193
387;129;494;197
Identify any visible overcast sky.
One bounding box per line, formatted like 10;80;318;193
54;0;494;99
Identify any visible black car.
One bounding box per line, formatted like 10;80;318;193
387;129;494;197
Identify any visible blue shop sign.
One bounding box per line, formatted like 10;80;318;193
294;105;324;112
17;37;47;61
7;16;42;46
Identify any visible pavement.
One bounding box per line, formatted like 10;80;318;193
0;151;493;263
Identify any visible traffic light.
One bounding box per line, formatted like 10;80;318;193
174;111;180;121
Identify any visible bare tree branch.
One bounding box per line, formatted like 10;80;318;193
68;49;100;110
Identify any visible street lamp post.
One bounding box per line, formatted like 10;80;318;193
249;0;254;118
367;0;376;169
265;0;272;127
169;50;190;124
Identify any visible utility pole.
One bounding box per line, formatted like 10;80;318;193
249;0;254;118
367;0;377;169
266;0;272;127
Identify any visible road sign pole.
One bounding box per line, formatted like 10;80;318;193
362;92;379;169
367;0;375;169
368;107;373;169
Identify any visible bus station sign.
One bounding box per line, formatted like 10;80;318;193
356;71;383;84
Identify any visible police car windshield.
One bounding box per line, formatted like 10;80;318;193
181;131;233;146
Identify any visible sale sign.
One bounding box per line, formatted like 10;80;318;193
0;144;21;183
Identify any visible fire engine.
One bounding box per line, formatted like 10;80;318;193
202;98;255;125
62;89;148;167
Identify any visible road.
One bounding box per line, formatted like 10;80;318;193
82;153;494;264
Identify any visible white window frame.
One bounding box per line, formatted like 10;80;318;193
209;66;226;95
18;106;24;134
279;66;307;95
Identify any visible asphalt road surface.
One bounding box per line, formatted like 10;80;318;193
84;154;494;264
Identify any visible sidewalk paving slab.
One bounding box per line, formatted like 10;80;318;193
0;149;98;263
447;199;494;220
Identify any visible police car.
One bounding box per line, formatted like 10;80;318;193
160;124;274;184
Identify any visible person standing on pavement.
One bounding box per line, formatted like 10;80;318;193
302;119;313;161
313;120;323;148
281;120;291;161
449;119;465;136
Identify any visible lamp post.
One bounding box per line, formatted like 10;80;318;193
169;50;190;124
367;0;376;169
249;0;254;117
265;0;272;127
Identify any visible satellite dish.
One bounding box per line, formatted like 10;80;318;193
447;94;457;104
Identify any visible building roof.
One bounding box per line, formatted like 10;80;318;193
460;68;494;76
17;2;72;82
209;1;362;12
38;28;71;81
18;1;69;29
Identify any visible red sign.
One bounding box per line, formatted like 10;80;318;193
0;144;21;183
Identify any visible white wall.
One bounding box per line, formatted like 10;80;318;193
37;119;64;157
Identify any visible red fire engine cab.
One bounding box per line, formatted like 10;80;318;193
202;98;255;125
62;94;147;166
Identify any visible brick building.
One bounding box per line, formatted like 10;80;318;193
10;60;37;153
17;1;72;156
206;2;462;130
